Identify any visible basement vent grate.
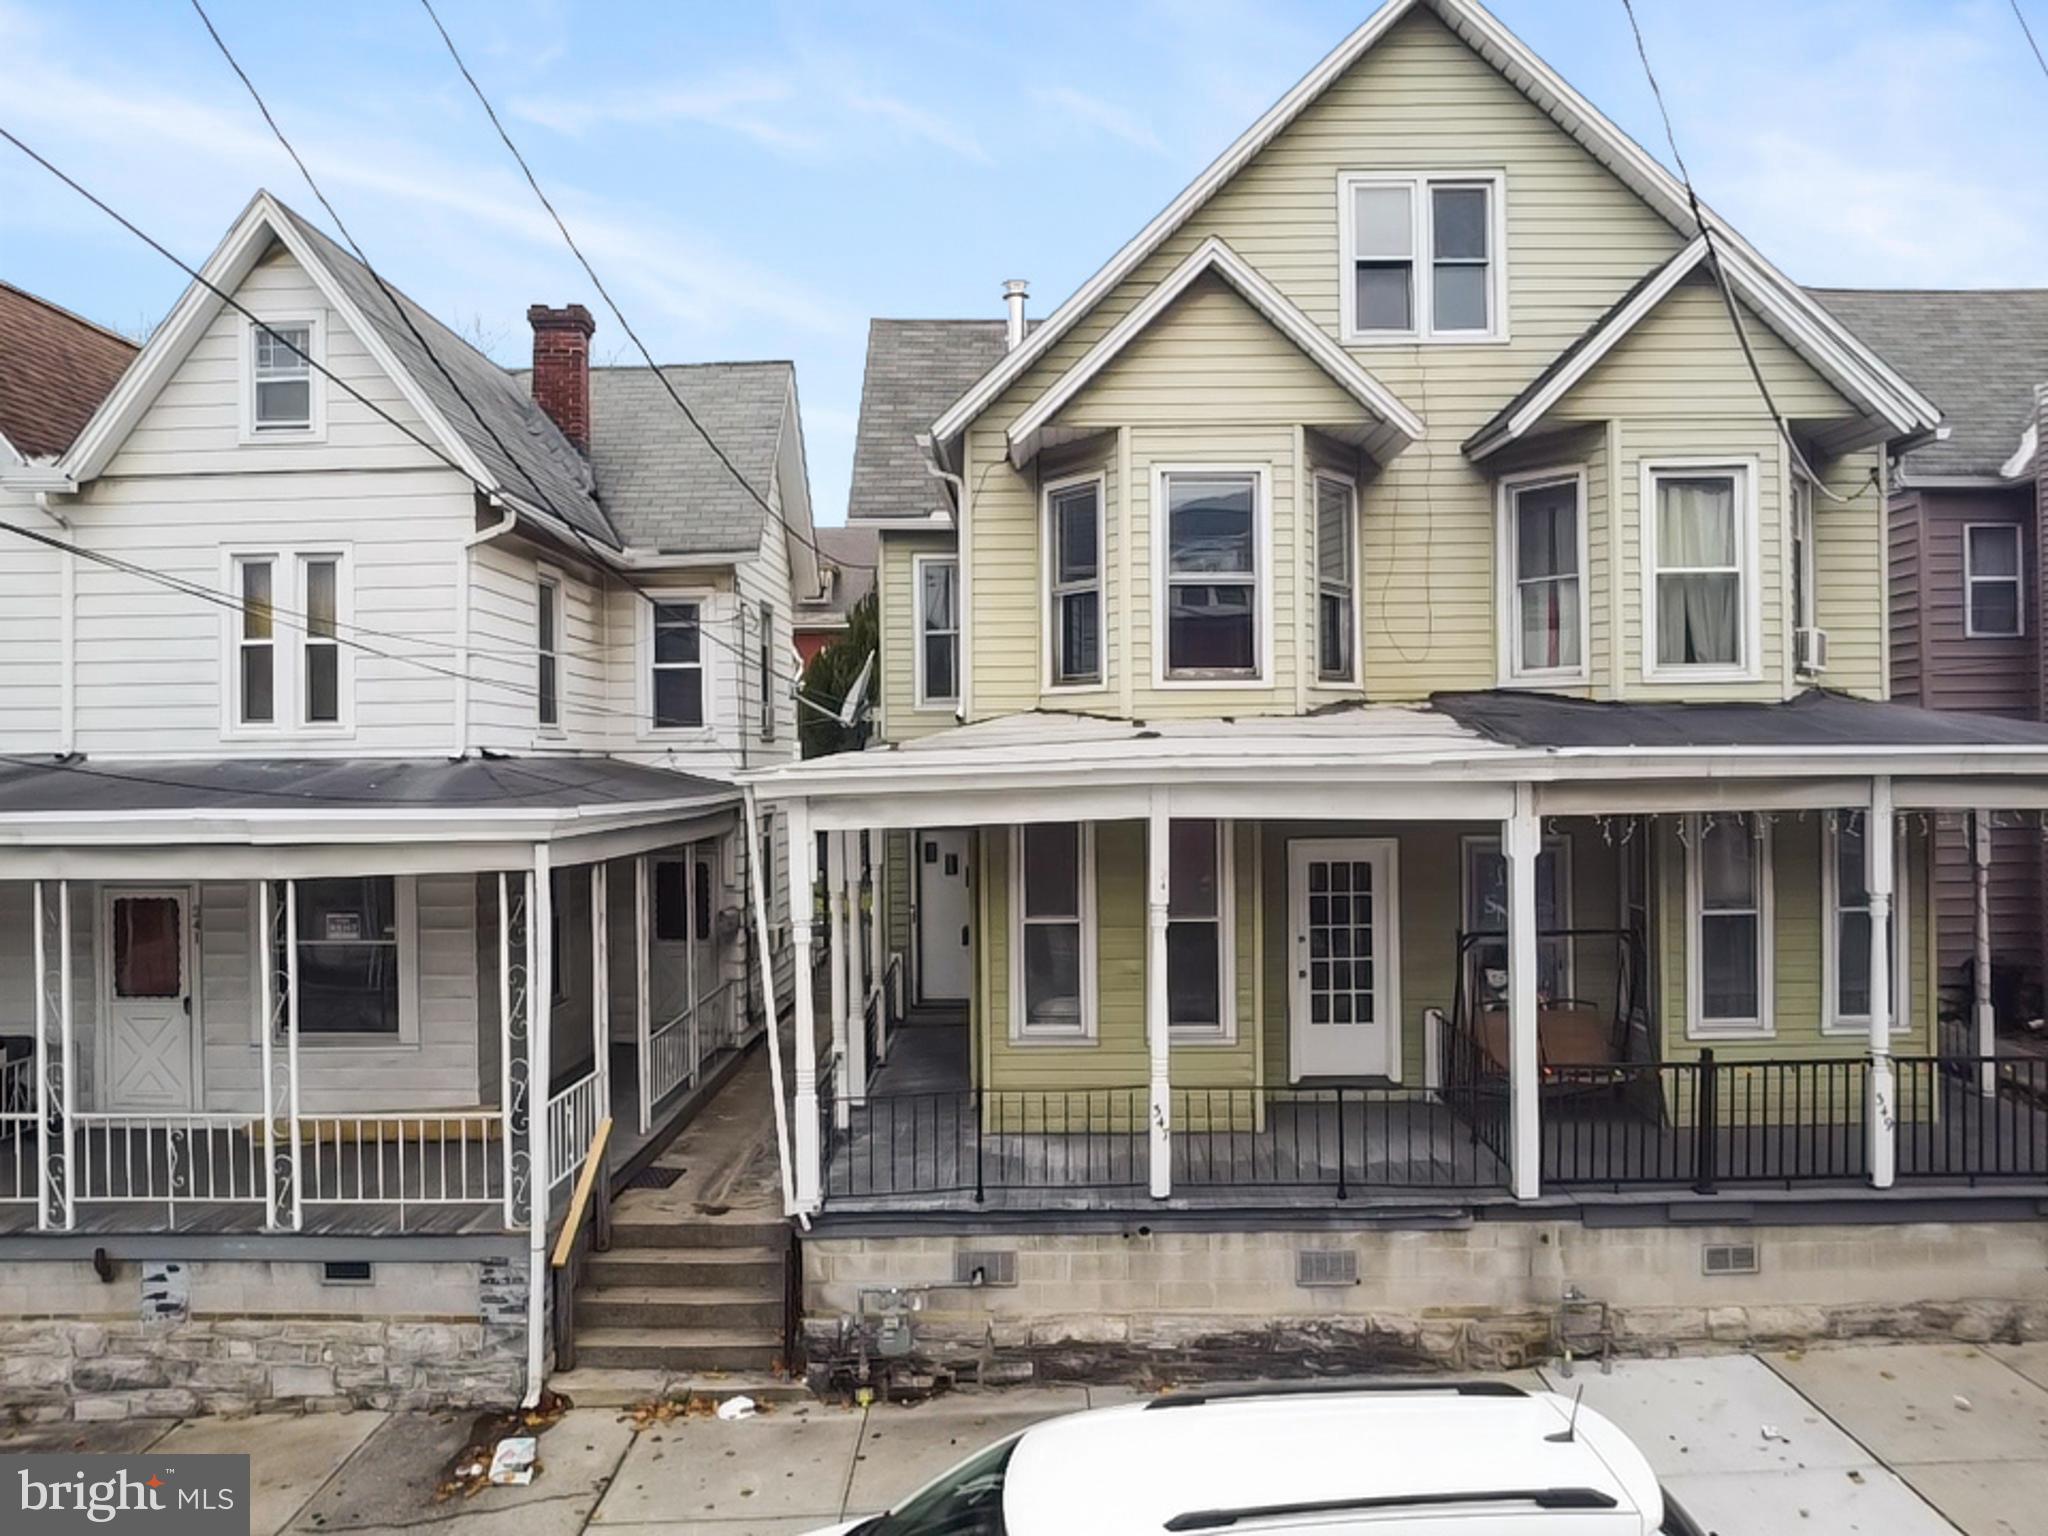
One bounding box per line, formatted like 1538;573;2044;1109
954;1250;1018;1287
321;1261;373;1286
1703;1242;1760;1277
1296;1248;1360;1288
623;1166;684;1191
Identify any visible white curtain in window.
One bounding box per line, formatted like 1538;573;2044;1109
1657;476;1740;666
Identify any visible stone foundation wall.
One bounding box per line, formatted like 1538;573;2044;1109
0;1255;530;1423
801;1221;2048;1393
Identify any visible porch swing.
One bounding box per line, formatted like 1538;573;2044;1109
1448;926;1649;1086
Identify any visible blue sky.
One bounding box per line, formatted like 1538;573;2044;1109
2;0;2043;523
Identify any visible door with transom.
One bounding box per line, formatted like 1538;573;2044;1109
101;887;197;1110
1288;839;1400;1080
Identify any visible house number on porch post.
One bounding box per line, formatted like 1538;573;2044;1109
1147;795;1173;1200
1866;777;1897;1190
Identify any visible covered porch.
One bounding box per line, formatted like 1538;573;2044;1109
0;755;754;1237
753;695;2048;1215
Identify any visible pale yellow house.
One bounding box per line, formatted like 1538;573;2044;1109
750;0;2048;1263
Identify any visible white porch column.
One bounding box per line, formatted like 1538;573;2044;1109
743;789;797;1215
828;831;851;1130
1867;779;1897;1189
786;796;822;1209
1146;795;1173;1200
1504;785;1542;1200
684;845;701;1081
282;879;303;1230
591;862;611;1121
523;852;551;1408
848;833;870;1109
1973;810;1998;1097
259;881;279;1230
634;856;652;1134
32;879;48;1230
33;879;70;1232
499;872;517;1229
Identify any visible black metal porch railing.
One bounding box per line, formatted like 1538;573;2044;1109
1893;1052;2048;1183
1171;1083;1506;1194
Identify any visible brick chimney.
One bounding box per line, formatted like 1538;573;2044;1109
527;303;596;453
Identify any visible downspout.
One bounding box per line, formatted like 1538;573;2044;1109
918;436;968;723
455;501;519;758
38;494;75;756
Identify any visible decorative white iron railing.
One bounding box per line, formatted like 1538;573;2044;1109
296;1111;505;1208
72;1113;267;1214
0;1054;35;1205
546;1076;605;1190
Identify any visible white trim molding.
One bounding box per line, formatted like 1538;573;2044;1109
218;543;356;742
1962;521;2025;639
636;586;717;742
1640;457;1763;685
911;551;960;713
1008;820;1100;1044
1685;811;1775;1040
1312;467;1362;687
1821;812;1912;1038
1494;464;1591;687
1150;463;1274;690
1041;470;1109;696
1167;817;1239;1046
238;311;328;445
1337;168;1508;346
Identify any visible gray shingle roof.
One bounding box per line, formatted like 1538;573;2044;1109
574;363;792;554
849;319;1017;521
1809;287;2048;479
806;524;876;619
272;201;616;546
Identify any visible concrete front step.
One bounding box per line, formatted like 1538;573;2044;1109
607;1215;789;1250
578;1287;784;1332
549;1365;812;1409
574;1326;783;1373
583;1246;786;1290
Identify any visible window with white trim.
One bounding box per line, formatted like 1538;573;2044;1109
236;556;277;726
230;550;346;731
1790;475;1816;636
1826;813;1908;1032
1690;813;1770;1036
1501;471;1584;680
1168;819;1232;1039
759;601;777;741
276;876;404;1037
649;600;704;729
1341;173;1503;342
1315;474;1356;682
251;321;314;432
1162;470;1260;679
1047;479;1102;687
301;556;340;726
917;557;959;706
1015;822;1092;1039
536;576;561;729
1965;523;2023;638
1649;466;1751;673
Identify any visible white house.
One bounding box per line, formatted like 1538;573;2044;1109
0;191;815;1417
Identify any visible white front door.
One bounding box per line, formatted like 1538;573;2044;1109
916;830;973;1003
1288;839;1401;1080
102;888;196;1111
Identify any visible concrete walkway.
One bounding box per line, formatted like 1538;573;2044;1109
8;1343;2048;1534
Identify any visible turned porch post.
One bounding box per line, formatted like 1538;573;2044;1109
828;830;851;1130
1147;795;1173;1200
1504;785;1542;1200
591;862;611;1121
1867;779;1897;1189
634;856;652;1134
33;879;74;1232
786;796;822;1209
1973;810;1997;1097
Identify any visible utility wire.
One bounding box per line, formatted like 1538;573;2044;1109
0;749;629;807
416;0;874;577
1618;0;1867;506
2015;0;2048;82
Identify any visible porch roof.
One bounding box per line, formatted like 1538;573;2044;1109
0;755;739;876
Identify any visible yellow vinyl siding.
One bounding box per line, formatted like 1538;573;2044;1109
877;529;957;740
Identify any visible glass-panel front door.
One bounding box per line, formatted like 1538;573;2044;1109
103;888;196;1110
1288;839;1401;1080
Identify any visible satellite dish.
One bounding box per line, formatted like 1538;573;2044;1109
838;650;876;728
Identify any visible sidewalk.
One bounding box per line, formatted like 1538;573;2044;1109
4;1343;2040;1534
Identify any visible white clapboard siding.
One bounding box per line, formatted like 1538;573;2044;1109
0;492;61;751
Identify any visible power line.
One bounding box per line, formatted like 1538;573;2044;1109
1618;0;1867;507
415;0;874;578
2015;0;2048;82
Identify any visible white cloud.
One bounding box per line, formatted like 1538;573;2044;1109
844;91;990;165
1031;85;1164;155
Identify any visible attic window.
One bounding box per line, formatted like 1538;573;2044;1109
251;320;316;432
1339;173;1504;343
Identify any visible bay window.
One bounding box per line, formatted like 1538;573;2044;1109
1014;822;1093;1040
916;556;959;707
1341;172;1504;342
649;599;704;730
1648;464;1753;676
1316;474;1356;682
1047;478;1103;687
1168;820;1232;1039
1965;523;2023;638
1500;469;1585;681
1689;814;1770;1036
1160;469;1262;681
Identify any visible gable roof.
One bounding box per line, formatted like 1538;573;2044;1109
849;318;1014;522
0;280;137;462
55;191;616;549
801;524;878;625
511;362;795;554
1006;237;1423;468
929;0;1939;454
1807;288;2048;482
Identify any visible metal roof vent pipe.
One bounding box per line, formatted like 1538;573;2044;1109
1003;279;1029;350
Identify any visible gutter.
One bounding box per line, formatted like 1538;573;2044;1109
454;503;520;758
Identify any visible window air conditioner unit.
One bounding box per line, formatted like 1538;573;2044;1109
1795;626;1829;676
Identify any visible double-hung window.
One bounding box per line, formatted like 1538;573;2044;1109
276;876;406;1037
1342;173;1503;342
1316;474;1357;682
1648;464;1753;676
1047;478;1103;687
1168;820;1232;1039
1014;822;1092;1040
759;601;777;740
237;556;277;726
1501;470;1585;681
916;557;959;707
1161;470;1261;680
249;319;318;435
1462;835;1572;1003
301;556;341;725
649;600;704;730
536;577;561;730
231;550;345;731
1826;813;1907;1033
1690;814;1770;1036
1965;524;2023;638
